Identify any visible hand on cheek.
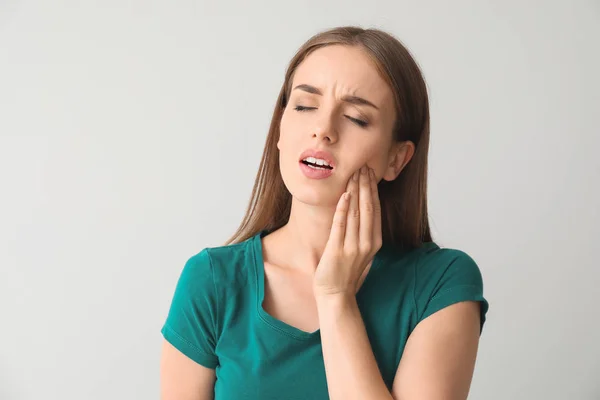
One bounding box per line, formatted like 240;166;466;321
313;165;383;297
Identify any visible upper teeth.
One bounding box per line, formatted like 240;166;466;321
303;157;331;167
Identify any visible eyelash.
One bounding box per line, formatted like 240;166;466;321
294;105;369;128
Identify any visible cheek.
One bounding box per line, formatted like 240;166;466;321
278;114;301;152
351;142;391;178
346;139;383;166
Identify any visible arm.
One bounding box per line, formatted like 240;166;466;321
160;249;220;399
318;297;481;400
392;301;481;399
317;293;393;400
314;167;392;399
160;340;216;400
313;167;485;399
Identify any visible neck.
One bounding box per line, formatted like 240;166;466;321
274;197;337;274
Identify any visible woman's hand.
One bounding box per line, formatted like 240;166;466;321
313;165;383;298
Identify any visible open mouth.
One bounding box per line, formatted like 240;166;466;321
301;157;333;170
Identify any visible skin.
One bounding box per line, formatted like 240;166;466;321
268;44;412;278
160;44;481;400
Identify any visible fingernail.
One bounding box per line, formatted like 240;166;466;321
361;166;367;175
353;171;359;181
369;168;375;178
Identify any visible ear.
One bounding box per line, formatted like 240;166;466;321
382;141;415;181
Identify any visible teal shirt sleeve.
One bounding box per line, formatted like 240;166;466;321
414;248;489;332
161;249;219;368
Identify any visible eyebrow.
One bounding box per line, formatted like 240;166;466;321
293;84;380;110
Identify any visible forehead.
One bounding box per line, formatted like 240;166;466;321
291;45;393;105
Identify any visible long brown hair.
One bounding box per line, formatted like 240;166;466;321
225;26;432;249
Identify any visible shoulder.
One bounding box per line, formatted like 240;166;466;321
380;241;479;275
383;242;488;330
182;235;258;292
381;242;484;296
412;243;483;288
416;243;488;330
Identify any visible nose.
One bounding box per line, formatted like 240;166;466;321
312;114;338;144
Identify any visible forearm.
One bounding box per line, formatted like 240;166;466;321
317;294;393;400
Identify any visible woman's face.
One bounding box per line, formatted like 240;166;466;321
278;44;400;207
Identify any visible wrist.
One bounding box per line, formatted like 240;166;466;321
315;291;356;308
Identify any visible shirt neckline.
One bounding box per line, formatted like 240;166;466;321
251;230;391;341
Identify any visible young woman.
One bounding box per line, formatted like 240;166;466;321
160;26;489;400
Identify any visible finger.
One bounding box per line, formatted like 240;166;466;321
329;191;351;248
369;168;382;249
344;169;360;249
359;165;374;250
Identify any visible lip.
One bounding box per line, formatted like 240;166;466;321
298;148;336;180
298;149;336;169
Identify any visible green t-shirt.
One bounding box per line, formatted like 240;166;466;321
161;231;489;399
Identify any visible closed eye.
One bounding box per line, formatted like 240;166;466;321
294;105;369;128
346;116;369;128
294;105;316;112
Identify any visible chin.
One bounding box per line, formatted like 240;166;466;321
287;183;340;208
280;162;342;207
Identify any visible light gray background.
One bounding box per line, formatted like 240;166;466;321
1;1;599;399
